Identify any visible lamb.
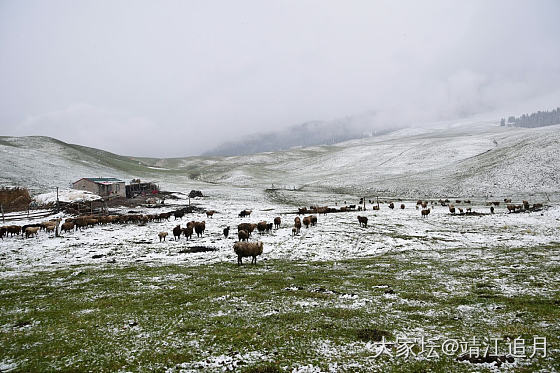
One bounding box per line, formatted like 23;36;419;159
173;225;182;240
357;215;368;227
238;229;249;241
182;226;193;240
45;224;56;235
400;204;405;209
223;226;230;238
292;227;297;236
206;210;216;218
25;226;40;238
158;232;168;242
266;223;273;233
194;221;206;237
421;208;431;218
233;241;263;265
274;217;281;229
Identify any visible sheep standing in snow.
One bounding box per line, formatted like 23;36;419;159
158;232;168;242
223;226;230;238
294;217;302;234
182;226;193;240
303;216;311;229
357;215;368;227
173;225;182;240
389;202;394;209
25;227;40;238
400;204;405;209
421;209;431;218
233;241;264;265
238;229;249;242
274;217;281;229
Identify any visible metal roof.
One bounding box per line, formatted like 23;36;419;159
73;177;124;184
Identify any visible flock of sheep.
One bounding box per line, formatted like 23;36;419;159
0;197;544;265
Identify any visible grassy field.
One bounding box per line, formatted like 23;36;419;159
1;243;559;372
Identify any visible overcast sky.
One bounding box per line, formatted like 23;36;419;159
1;0;559;157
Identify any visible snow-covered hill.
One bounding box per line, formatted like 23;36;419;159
1;120;559;199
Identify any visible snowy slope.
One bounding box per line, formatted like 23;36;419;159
1;121;559;199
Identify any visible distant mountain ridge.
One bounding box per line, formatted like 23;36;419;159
204;112;399;156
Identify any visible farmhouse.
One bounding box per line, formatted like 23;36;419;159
72;178;126;198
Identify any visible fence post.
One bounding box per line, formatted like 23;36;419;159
1;204;4;223
56;187;59;213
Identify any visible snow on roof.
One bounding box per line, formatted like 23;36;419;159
34;189;102;204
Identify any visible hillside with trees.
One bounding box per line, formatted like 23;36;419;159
501;107;560;128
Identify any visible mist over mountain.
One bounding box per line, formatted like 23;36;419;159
204;112;399;156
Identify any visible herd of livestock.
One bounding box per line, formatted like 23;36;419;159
0;197;544;264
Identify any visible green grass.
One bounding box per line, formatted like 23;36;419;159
1;243;559;372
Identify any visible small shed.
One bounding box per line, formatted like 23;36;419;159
72;178;126;198
126;180;159;198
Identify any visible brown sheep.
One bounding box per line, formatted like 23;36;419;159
458;208;463;214
238;209;252;218
389;202;394;209
310;215;317;226
0;226;6;240
238;229;249;241
25;226;40;238
400;204;405;209
292;227;297;236
466;207;472;213
507;204;516;212
303;216;311;229
223;226;230;238
416;200;423;205
158;232;168;242
421;208;431;218
449;205;456;214
206;210;216;218
490;206;495;214
357;215;368;227
274;217;281;229
194;221;206;237
294;217;301;234
182;226;193;240
257;221;268;234
45;224;56;235
6;225;21;237
238;223;257;236
61;222;74;233
504;198;512;203
421;201;428;209
372;205;380;211
173;225;182;240
233;241;263;265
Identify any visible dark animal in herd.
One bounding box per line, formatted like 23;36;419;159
238;209;252;218
421;208;431;218
274;217;281;229
223;226;230;238
357;215;368;227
